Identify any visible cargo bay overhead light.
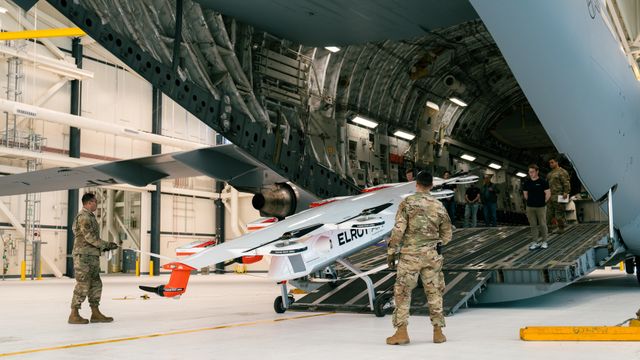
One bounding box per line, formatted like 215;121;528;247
325;46;341;53
351;115;378;129
488;163;502;170
449;97;468;107
516;172;527;178
460;154;476;162
426;101;440;111
393;130;415;141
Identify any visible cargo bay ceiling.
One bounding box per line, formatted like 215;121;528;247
17;0;556;198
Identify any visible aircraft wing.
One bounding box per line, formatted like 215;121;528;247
0;144;287;196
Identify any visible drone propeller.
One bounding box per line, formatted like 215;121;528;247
242;223;325;253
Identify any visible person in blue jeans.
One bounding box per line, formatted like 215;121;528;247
480;174;499;227
440;171;457;224
464;183;481;227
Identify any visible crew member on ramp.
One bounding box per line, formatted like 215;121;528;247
547;156;571;233
386;171;453;345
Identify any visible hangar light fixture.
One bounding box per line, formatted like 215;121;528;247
449;97;468;107
516;172;527;178
426;101;440;111
325;46;341;53
351;115;378;129
393;130;415;141
0;7;7;14
488;163;502;170
460;154;476;162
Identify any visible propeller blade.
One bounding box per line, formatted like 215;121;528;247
243;223;325;253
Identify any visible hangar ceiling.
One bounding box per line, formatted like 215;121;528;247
20;0;560;196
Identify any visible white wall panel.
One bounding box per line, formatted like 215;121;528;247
0;22;232;276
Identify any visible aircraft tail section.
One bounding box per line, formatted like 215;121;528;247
139;262;195;298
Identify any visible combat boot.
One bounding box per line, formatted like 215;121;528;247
386;325;410;345
433;325;447;343
90;306;114;323
68;308;89;324
557;221;566;234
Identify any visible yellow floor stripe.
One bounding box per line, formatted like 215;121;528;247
0;312;334;357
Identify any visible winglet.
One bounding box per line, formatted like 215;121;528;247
139;262;195;298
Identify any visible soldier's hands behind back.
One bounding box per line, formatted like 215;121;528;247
387;253;397;270
106;242;119;251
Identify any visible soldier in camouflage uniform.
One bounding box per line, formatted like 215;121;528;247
386;171;453;345
68;192;119;324
546;156;571;233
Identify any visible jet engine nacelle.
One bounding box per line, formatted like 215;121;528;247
252;183;298;219
443;74;466;94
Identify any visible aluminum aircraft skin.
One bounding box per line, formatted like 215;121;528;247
139;174;477;312
471;0;640;257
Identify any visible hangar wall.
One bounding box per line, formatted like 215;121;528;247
0;12;260;277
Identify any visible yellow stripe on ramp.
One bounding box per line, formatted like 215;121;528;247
0;312;334;357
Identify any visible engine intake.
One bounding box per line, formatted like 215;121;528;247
443;74;466;94
252;183;297;219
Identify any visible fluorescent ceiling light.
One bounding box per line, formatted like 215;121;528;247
488;163;502;170
393;130;415;141
0;7;7;14
460;154;476;162
426;101;440;111
516;172;527;178
449;97;468;107
351;115;378;129
325;46;341;53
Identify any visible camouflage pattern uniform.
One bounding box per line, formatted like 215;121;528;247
70;208;111;309
387;192;453;328
546;167;571;230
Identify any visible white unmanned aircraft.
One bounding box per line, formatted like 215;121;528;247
0;138;474;312
139;174;477;313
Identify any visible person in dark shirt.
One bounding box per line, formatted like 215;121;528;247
523;164;551;250
480;174;500;227
440;171;457;224
464;183;481;227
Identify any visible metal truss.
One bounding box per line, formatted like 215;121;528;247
14;0;360;199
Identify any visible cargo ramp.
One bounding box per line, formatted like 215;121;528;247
289;223;610;316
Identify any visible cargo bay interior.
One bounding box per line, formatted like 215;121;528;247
0;0;639;358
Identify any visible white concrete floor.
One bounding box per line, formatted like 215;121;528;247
1;270;639;359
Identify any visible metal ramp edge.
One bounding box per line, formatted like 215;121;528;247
288;269;491;316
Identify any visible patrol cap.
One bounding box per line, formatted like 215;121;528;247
416;171;433;187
